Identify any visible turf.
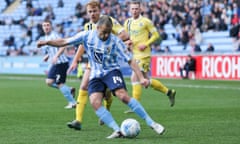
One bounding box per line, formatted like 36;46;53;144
0;74;239;144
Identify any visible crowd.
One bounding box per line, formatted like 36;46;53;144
0;0;240;56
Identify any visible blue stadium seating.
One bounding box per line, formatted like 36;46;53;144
160;23;234;53
0;0;236;55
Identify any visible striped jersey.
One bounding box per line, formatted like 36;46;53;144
66;30;132;79
43;31;69;64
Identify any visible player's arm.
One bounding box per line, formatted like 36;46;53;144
37;38;68;48
128;59;149;88
116;39;148;87
138;20;160;51
68;45;85;73
145;20;160;46
145;30;159;46
118;30;129;42
37;31;86;48
75;45;85;62
111;17;132;48
118;30;132;50
123;19;134;50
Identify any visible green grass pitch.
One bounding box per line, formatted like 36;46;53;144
0;74;239;144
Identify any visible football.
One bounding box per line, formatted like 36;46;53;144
120;118;141;138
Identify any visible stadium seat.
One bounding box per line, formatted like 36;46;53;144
161;39;179;46
202;31;229;38
203;37;233;45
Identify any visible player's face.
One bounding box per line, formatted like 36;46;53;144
42;22;52;35
87;5;100;23
130;3;141;19
97;25;112;41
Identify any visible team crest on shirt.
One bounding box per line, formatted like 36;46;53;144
139;22;144;27
93;49;103;64
106;47;112;54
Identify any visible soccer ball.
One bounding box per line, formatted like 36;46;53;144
120;118;141;138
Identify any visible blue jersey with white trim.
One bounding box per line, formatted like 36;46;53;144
43;31;69;64
66;30;132;79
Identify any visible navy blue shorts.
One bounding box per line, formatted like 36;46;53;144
48;62;69;84
88;69;127;96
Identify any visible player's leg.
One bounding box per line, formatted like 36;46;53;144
46;63;76;108
91;93;122;139
144;57;176;107
89;78;122;139
46;78;57;88
108;70;165;135
116;89;165;135
77;63;83;79
124;72;141;113
131;57;151;101
103;89;113;111
179;67;184;78
46;65;58;89
99;89;113;125
131;72;142;101
124;59;143;113
149;75;176;107
67;68;90;130
57;63;77;109
76;68;90;122
185;66;190;78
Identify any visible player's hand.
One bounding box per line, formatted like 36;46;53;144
43;55;49;62
140;78;150;88
37;40;47;48
138;44;147;51
124;40;133;52
124;39;132;47
67;61;78;74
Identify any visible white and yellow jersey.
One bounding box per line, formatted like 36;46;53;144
124;15;159;59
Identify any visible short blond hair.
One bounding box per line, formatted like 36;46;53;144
86;0;100;9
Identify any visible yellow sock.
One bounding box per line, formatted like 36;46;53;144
76;89;88;122
150;79;168;94
132;83;142;101
103;90;113;111
77;64;83;78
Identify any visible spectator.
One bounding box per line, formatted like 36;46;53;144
35;22;45;40
230;23;240;37
159;27;168;40
231;14;239;25
57;0;64;8
44;4;55;20
1;0;240;56
238;1;240;19
164;46;172;53
179;54;196;79
5;0;11;6
206;43;215;52
3;34;16;49
194;28;203;45
233;29;240;51
180;23;190;50
190;39;201;53
201;15;215;32
75;2;85;18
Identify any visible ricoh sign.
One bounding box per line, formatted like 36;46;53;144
151;54;240;80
